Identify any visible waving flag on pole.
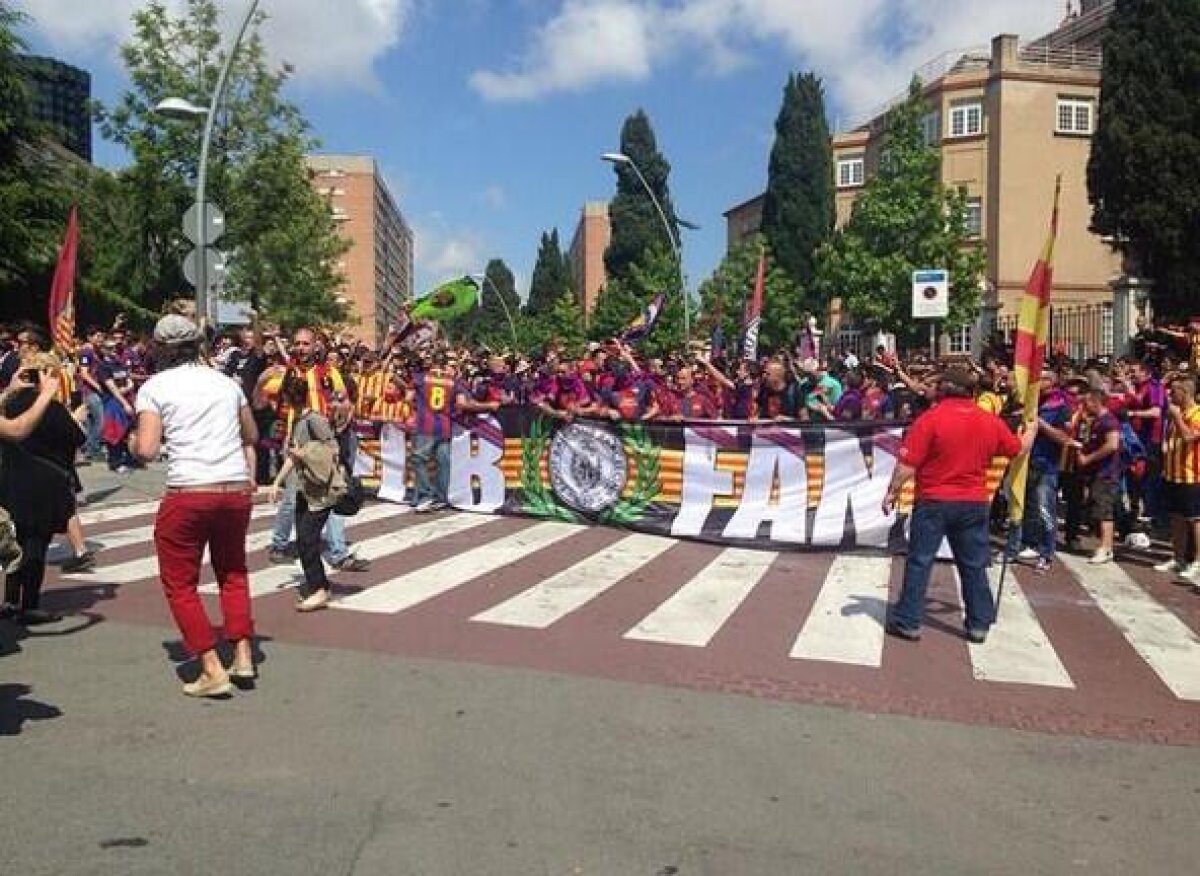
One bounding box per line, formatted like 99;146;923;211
48;206;79;352
742;246;766;360
620;292;665;344
1004;175;1062;527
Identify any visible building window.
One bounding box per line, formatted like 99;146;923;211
948;101;983;138
922;111;941;146
948;324;973;355
964;197;983;238
837;155;864;188
1056;97;1094;135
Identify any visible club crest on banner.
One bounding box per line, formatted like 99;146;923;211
548;422;628;516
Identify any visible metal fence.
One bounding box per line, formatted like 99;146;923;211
997;303;1114;362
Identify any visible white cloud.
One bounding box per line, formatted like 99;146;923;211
481;184;507;209
412;220;488;292
469;0;1062;114
14;0;412;86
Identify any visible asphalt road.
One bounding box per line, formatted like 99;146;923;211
3;619;1199;876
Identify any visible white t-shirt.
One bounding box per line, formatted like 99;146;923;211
136;364;249;487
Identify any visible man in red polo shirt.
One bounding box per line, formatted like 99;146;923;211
882;368;1034;643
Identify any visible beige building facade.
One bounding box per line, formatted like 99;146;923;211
568;201;613;322
726;1;1121;345
305;154;413;345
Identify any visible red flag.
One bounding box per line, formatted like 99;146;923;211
1005;175;1062;524
48;206;79;352
741;247;766;360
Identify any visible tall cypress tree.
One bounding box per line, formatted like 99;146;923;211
1087;0;1200;318
602;109;678;286
526;228;570;316
761;72;834;295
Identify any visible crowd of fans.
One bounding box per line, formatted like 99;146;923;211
0;304;1197;624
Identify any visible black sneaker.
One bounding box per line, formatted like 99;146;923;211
885;620;921;642
61;551;96;573
965;627;988;644
331;555;370;572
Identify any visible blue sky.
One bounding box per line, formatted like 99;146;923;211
15;1;1063;300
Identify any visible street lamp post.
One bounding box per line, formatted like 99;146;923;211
473;272;521;351
156;0;262;324
601;151;692;343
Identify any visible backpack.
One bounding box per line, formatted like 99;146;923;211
294;413;361;516
1119;421;1147;479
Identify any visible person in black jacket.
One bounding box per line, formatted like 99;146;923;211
1;355;85;624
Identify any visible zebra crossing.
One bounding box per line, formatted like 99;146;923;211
53;498;1200;704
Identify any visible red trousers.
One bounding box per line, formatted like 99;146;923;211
154;490;254;656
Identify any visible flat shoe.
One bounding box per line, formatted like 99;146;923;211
296;590;330;613
182;673;233;698
228;662;256;681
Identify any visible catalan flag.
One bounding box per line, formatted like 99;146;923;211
47;206;79;353
742;246;766;360
1004;176;1062;525
621;292;665;344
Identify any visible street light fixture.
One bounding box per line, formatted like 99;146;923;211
601;151;693;342
471;272;521;351
155;0;262;325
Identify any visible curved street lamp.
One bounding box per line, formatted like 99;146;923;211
155;0;263;325
601;151;695;343
471;272;521;352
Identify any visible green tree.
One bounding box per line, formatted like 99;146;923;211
1087;0;1200;319
526;228;572;317
0;2;71;295
446;259;522;350
698;234;802;355
813;78;984;344
589;249;682;357
761;72;834;294
602;109;678;286
530;289;586;355
95;0;346;323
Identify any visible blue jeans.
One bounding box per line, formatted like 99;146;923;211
893;500;994;633
1004;467;1059;560
411;433;450;504
83;392;103;457
269;475;348;560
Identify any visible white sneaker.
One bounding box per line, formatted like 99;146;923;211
1017;547;1039;562
1154;558;1185;574
1088;548;1114;565
1173;562;1200;584
414;499;434;514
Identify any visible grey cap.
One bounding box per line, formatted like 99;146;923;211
154;314;201;346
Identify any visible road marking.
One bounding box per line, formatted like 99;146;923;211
1058;553;1200;701
789;555;891;667
53;504;278;560
470;533;677;629
77;499;164;526
950;567;1074;689
624;548;776;648
238;511;501;598
72;502;407;586
334;521;583;614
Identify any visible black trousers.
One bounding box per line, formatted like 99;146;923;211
295;493;331;598
4;531;51;612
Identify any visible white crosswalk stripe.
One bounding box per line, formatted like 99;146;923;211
228;511;501;599
952;566;1074;689
333;521;585;614
789;555;890;667
53;505;278;561
470;533;677;629
1059;552;1200;700
624;548;776;648
77;499;164;527
72;501;409;586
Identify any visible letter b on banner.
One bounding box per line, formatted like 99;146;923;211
449;419;505;512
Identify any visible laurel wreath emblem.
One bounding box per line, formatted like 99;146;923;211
519;416;579;522
600;423;661;525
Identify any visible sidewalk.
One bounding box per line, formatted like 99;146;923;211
76;460;168;508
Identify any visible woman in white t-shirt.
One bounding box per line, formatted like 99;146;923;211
129;316;259;698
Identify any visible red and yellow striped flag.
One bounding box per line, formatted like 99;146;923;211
1005;176;1062;524
47;206;79;353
